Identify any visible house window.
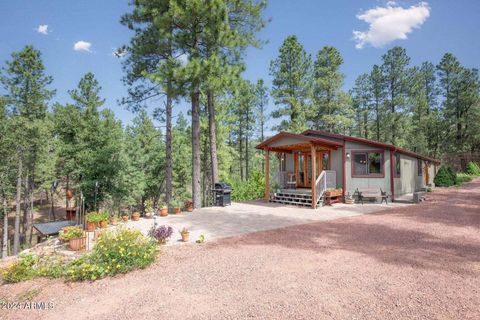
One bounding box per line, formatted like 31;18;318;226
417;159;423;176
322;153;329;170
395;153;401;177
352;151;384;177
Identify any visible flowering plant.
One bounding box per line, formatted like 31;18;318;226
149;225;173;244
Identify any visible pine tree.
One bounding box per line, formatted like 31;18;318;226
381;46;410;146
0;46;55;254
121;0;180;208
351;73;371;139
270;35;312;133
369;65;385;141
311;46;352;133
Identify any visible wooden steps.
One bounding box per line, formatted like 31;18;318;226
270;191;323;208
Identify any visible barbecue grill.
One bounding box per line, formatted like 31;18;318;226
212;182;232;207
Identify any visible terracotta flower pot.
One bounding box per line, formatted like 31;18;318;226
69;236;86;251
86;221;96;232
160;208;168;217
122;215;129;222
99;220;108;228
180;232;189;242
132;212;140;221
173;207;181;214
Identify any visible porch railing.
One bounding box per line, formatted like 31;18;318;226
315;170;336;205
325;170;336;189
315;171;327;204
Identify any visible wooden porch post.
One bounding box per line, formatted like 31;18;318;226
311;144;317;209
265;149;270;201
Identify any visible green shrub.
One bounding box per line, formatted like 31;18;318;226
434;165;457;187
456;173;473;185
227;170;265;201
465;161;480;176
35;255;67;279
65;227;157;281
1;254;37;283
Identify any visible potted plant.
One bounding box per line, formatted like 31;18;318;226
172;199;182;214
58;226;77;242
149;225;173;244
179;227;190;242
144;211;153;219
344;192;354;204
132;211;141;221
121;212;129;222
59;226;86;251
184;200;193;212
86;212;100;231
110;214;118;226
99;212;109;228
159;204;168;217
144;199;154;219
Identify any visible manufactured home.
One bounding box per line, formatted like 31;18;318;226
255;130;440;208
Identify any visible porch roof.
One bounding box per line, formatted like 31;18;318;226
255;132;343;152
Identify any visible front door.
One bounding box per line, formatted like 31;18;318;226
295;151;328;188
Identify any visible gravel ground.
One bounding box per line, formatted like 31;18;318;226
1;180;479;320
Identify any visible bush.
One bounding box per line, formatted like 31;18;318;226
456;173;473;184
465;161;480;176
227;170;265;201
1;254;37;283
65;227;157;281
434;165;457;187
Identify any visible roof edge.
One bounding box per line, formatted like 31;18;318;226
303;129;440;164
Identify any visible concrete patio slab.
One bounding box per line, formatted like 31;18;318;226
124;200;411;244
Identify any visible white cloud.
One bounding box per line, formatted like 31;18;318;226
353;1;430;49
73;40;92;52
37;24;49;35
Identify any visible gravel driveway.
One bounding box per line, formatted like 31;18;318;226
1;180;479;320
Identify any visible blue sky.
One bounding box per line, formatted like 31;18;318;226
1;0;479;130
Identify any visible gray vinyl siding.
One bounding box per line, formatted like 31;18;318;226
330;149;343;189
344;141;392;196
394;153;418;196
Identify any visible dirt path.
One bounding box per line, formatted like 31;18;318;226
2;180;479;320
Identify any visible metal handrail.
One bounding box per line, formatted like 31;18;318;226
315;171;327;204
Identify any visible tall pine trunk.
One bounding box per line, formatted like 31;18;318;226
22;173;28;245
239;127;244;181
207;90;219;185
375;99;380;141
13;156;22;255
191;86;201;209
165;95;173;207
66;174;69;209
363;109;368;139
2;195;8;258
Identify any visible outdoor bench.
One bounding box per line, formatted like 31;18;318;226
354;188;389;205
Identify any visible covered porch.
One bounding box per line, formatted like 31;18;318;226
256;132;344;208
